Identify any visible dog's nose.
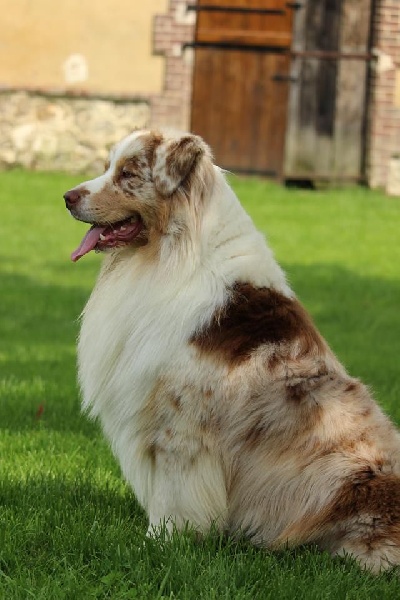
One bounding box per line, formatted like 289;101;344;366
64;189;82;208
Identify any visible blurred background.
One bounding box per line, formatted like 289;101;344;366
0;0;399;191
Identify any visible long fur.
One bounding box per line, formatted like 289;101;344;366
66;129;400;573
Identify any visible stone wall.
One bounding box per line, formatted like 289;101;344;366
0;91;150;174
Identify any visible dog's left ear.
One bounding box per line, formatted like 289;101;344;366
153;134;208;196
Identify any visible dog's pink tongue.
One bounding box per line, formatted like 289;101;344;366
71;226;105;262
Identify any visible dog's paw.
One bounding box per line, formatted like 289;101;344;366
146;519;174;541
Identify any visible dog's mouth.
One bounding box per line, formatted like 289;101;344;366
71;215;144;262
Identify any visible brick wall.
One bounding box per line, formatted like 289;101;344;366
368;1;400;192
152;0;197;130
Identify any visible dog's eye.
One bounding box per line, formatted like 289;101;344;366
121;169;134;179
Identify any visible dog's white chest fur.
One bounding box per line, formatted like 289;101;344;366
78;250;232;524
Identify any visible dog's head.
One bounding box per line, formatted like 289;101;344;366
64;129;213;262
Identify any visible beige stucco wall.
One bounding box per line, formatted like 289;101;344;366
0;0;168;95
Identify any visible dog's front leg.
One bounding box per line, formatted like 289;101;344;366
146;467;179;538
146;449;228;539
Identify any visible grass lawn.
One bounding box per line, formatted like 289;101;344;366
1;169;400;599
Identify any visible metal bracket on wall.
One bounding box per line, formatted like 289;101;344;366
291;50;373;61
186;5;286;15
183;41;288;53
182;43;374;63
272;73;298;82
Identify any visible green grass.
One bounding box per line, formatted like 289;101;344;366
1;169;400;598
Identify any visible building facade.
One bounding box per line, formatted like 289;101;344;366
0;0;398;193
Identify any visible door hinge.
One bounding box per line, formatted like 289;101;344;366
272;74;298;82
187;5;285;15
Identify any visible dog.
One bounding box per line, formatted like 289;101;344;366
64;128;400;573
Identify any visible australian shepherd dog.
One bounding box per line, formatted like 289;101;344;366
64;129;400;573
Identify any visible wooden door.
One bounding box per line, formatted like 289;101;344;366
284;0;372;181
190;0;295;177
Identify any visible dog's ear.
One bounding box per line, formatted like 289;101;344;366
153;134;207;196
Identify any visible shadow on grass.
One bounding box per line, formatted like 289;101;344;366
1;260;399;432
2;477;396;599
0;265;93;434
0;474;145;573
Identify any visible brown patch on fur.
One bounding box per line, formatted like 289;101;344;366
344;381;359;393
198;402;222;434
191;283;325;366
166;136;204;192
142;132;163;168
135;133;214;265
81;182;129;224
268;352;281;371
286;371;331;403
139;223;180;264
170;395;182;411
139;378;166;437
338;430;370;454
280;469;400;552
327;471;400;524
323;471;400;556
72;187;90;199
320;474;400;547
232;377;325;462
343;380;373;418
113;157;142;183
153;135;205;197
243;420;269;448
147;442;156;463
361;406;372;419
